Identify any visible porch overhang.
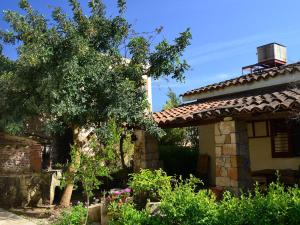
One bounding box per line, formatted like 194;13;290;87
153;86;300;128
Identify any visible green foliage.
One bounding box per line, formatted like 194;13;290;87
160;89;199;147
158;177;214;225
54;203;91;225
110;169;300;225
163;88;181;110
0;0;191;208
159;128;185;145
0;0;191;138
215;182;300;225
59;132;117;222
106;189;133;222
61;137;111;199
60;120;128;200
158;145;198;177
109;203;157;225
128;169;172;200
160;88;184;145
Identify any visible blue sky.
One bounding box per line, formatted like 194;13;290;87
1;1;300;112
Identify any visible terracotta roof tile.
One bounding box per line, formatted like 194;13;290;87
182;62;300;97
154;87;300;127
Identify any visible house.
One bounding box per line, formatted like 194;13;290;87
135;43;300;193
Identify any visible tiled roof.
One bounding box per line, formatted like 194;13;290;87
182;62;300;97
154;87;300;127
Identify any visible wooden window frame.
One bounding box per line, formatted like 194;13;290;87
270;119;299;158
248;120;270;139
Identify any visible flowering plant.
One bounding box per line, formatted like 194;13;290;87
106;188;133;221
105;188;132;206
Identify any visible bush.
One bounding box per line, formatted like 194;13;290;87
54;204;90;225
110;170;300;225
158;145;198;177
158;176;215;225
109;203;157;225
128;169;172;201
216;182;300;225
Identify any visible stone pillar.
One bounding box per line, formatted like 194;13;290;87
133;130;160;172
215;117;252;193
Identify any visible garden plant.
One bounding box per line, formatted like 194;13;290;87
108;169;300;225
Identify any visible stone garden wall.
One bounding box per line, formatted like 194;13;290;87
0;133;58;208
0;133;42;174
0;171;61;208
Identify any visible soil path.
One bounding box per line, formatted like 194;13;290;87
0;208;36;225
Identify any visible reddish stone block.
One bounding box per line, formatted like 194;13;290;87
223;144;237;156
228;168;238;180
30;145;42;172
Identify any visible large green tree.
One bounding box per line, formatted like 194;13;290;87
0;0;191;206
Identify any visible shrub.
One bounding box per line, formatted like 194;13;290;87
106;188;133;221
109;202;157;225
54;204;90;225
216;182;300;225
111;169;300;225
128;169;172;201
158;176;216;225
158;145;198;177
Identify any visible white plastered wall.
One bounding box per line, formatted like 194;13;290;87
198;124;216;186
249;137;300;171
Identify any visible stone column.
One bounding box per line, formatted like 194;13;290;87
133;130;160;172
215;117;252;193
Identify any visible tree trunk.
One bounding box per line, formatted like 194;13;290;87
60;184;74;207
60;126;81;207
119;132;127;170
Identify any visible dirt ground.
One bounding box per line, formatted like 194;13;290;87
9;207;62;225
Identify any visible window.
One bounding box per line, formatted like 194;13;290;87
247;121;269;138
270;119;300;158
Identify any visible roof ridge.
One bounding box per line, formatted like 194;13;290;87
181;61;300;97
154;86;300;127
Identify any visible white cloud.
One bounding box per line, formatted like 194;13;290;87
185;34;265;66
185;27;300;67
152;72;235;92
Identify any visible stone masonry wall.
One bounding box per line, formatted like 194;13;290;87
0;171;61;208
215;118;252;193
0;133;42;174
133;130;159;172
0;145;42;174
0;147;31;173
